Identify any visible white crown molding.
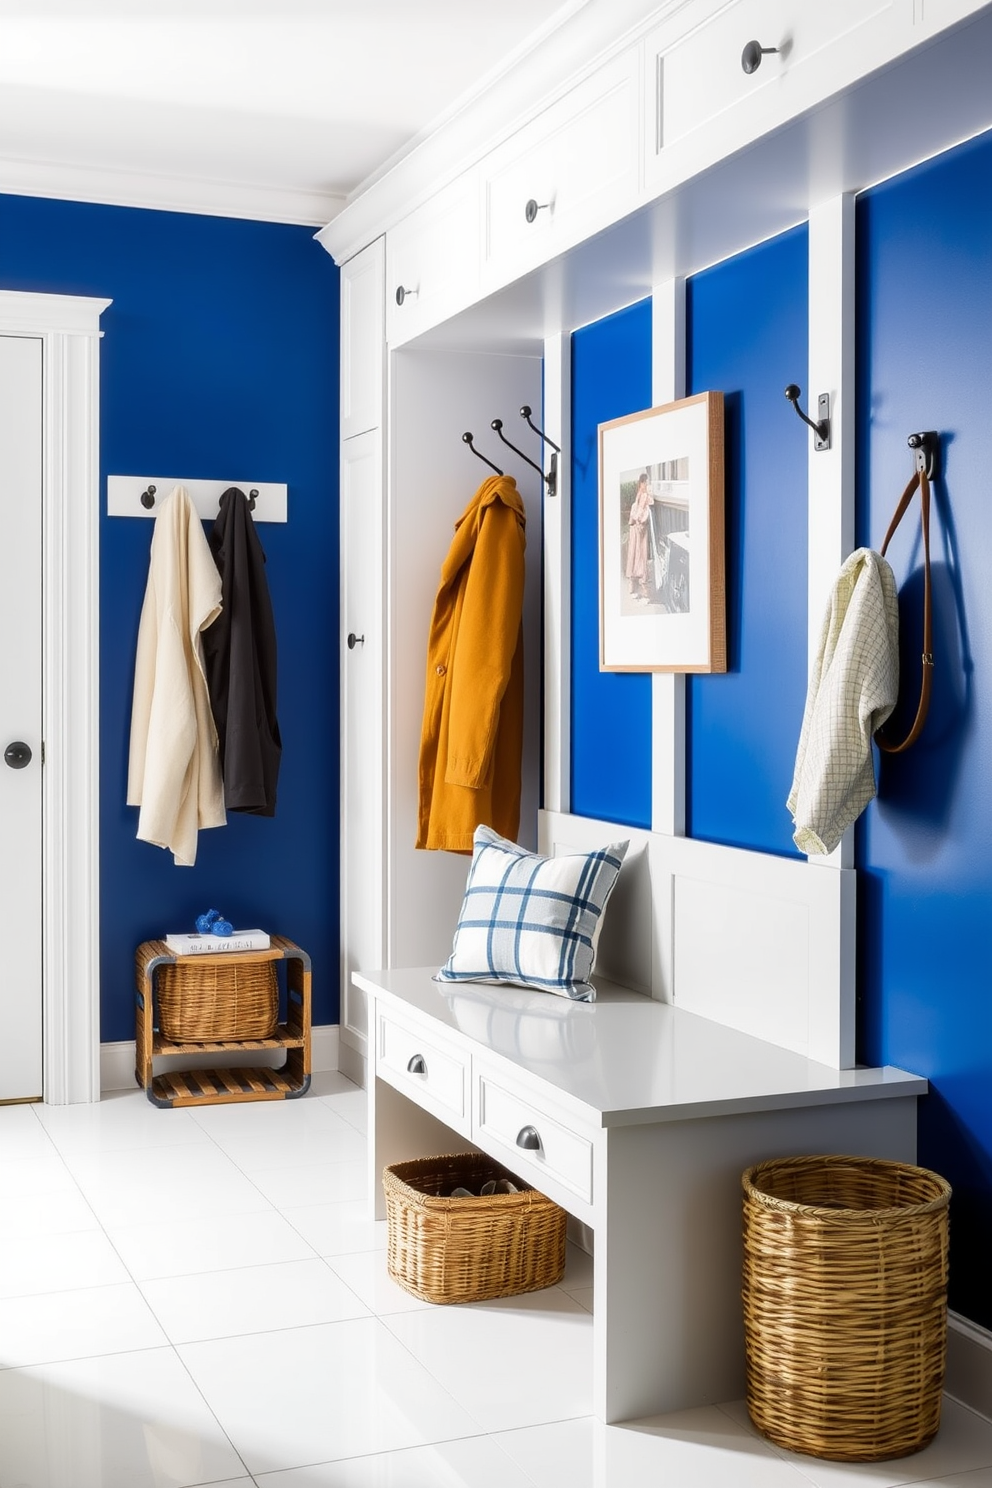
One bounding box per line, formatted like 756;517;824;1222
0;156;344;228
316;0;686;264
0;289;110;336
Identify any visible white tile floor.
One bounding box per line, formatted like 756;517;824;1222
2;1073;991;1487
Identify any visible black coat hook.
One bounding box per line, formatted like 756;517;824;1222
140;484;157;509
908;431;939;481
519;405;560;497
462;432;503;476
248;488;259;511
491;418;546;480
785;384;831;451
519;405;561;454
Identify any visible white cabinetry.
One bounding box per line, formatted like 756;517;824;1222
481;50;640;289
340;238;384;439
385;175;480;347
339;241;386;1080
643;0;905;193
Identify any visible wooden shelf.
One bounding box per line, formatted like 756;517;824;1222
135;937;312;1108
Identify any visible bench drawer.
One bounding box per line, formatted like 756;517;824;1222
473;1065;594;1206
376;1009;469;1132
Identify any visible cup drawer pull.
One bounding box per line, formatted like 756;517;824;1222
516;1124;542;1151
406;1054;427;1075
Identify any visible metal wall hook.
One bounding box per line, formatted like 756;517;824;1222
519;405;561;454
785;384;831;451
491;418;545;480
248;487;259;511
462;431;503;476
519;405;560;497
908;431;939;481
741;40;780;74
140;484;157;509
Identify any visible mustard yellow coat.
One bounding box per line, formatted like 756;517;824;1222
417;475;526;853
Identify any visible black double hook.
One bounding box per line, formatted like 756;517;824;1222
462;408;560;495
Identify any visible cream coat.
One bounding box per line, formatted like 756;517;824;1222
127;485;226;866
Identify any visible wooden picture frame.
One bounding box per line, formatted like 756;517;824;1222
598;391;726;673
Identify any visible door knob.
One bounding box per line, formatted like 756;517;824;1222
4;741;32;769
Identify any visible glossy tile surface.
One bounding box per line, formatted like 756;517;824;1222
1;1081;989;1488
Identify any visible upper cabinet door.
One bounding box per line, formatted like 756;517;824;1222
481;50;641;291
341;237;385;440
385;175;481;348
645;0;899;190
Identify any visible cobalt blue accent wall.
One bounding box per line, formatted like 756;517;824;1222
570;299;653;826
0;194;340;1039
857;130;992;1327
686;228;809;854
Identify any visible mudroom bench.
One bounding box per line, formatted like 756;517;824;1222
356;963;925;1425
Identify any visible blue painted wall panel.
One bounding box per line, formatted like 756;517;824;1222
0;195;340;1037
686;227;809;855
857;130;992;1326
570;299;654;827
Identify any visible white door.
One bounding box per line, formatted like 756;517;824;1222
0;335;44;1101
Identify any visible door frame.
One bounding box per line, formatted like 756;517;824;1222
0;290;111;1104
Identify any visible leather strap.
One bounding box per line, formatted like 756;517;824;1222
874;467;933;754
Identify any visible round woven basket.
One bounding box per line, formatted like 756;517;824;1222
157;958;278;1042
742;1154;951;1462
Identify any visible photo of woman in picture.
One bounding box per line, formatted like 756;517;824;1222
625;471;653;604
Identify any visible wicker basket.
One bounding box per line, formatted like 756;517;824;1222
157;957;279;1042
742;1154;951;1463
383;1153;567;1304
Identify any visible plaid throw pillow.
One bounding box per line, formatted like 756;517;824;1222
435;826;628;1002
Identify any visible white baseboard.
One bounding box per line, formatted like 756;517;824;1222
337;1038;367;1090
947;1311;992;1422
101;1023;341;1094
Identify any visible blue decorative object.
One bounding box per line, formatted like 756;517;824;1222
194;908;233;936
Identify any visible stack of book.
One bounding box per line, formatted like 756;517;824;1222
164;929;271;955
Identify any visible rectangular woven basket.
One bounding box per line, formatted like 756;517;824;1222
383;1152;567;1304
157;957;279;1042
742;1154;951;1463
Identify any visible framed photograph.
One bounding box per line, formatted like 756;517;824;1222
598;390;726;673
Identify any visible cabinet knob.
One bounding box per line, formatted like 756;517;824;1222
741;40;780;74
407;1054;427;1075
395;285;419;306
347;632;365;650
524;199;550;224
516;1124;542;1151
4;740;32;769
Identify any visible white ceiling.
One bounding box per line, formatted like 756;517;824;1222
0;0;591;225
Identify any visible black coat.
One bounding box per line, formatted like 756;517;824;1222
202;486;281;815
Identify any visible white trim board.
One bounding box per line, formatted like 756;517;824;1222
107;476;288;523
101;1023;341;1094
947;1312;992;1423
539;809;856;1069
0;289;110;1106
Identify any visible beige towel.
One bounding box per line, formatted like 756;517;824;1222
127;485;225;866
787;548;900;856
